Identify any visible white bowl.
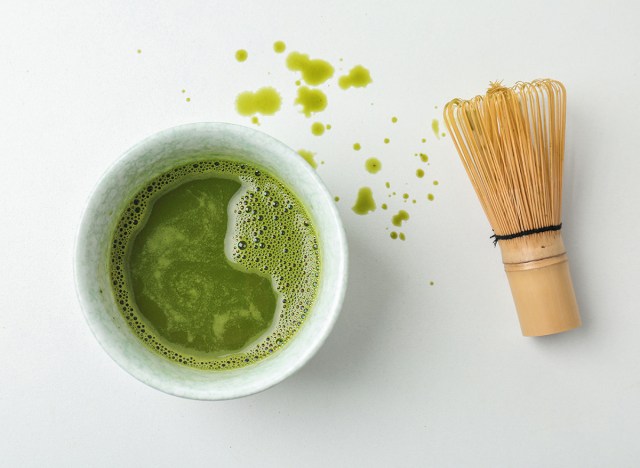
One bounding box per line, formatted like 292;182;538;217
74;122;348;400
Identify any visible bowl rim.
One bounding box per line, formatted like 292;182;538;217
74;122;348;400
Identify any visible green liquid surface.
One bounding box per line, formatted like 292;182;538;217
110;160;321;370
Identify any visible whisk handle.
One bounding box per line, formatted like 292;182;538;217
503;249;581;336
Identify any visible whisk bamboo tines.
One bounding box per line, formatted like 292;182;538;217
443;79;581;336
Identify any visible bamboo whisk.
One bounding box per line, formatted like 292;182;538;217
443;79;581;336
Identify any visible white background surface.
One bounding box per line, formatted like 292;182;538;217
2;1;640;466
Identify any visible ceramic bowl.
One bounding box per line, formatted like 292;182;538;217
75;122;348;400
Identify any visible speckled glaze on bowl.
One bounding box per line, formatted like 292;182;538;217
74;123;348;400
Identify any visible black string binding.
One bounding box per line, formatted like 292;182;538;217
490;223;562;246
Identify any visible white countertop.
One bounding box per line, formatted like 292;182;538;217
2;1;640;466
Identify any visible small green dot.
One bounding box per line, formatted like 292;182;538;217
391;116;398;123
326;124;332;130
181;89;186;93
353;143;361;151
381;203;388;210
235;49;248;62
385;182;390;188
136;49;141;54
384;138;390;144
416;169;425;178
365;158;382;174
430;281;435;286
311;122;325;136
421;138;426;143
403;193;409;199
390;232;398;239
399;233;406;241
433;180;439;185
427;193;435;201
273;41;286;53
186;97;191;102
334;196;340;202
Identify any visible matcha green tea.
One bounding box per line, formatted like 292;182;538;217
109;160;321;370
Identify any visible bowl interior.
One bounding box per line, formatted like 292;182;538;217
75;122;347;400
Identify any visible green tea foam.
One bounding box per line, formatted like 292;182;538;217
109;159;321;370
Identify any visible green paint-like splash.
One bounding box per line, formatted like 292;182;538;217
391;116;398;123
392;210;410;227
419;153;428;162
365;158;381;174
236;87;282;116
311;122;325;136
294;87;328;117
338;65;372;90
286;52;334;86
431;119;440;139
235;49;248;62
273;41;286;53
353;143;361;151
352;187;376;215
297;149;318;169
416;169;424;178
427;193;435;201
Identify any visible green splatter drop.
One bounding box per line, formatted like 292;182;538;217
251;116;260;125
185;97;191;102
419;153;429;163
421;138;426;143
326;124;332;130
295;80;301;86
399;233;406;241
416;169;425;178
353;143;361;151
427;193;435;201
392;210;409;227
334;196;340;202
365;158;381;174
390;232;398;239
294;87;327;117
402;193;409;200
273;41;286;53
384;138;390;144
429;281;435;286
381;203;388;210
236;87;282;116
432;119;440;139
441;132;446;137
235;49;248;62
391;116;398;123
311;122;325;136
181;89;186;93
352;187;376;215
385;182;390;189
137;49;142;54
338;65;372;90
297;149;317;169
433;180;439;186
286;51;334;85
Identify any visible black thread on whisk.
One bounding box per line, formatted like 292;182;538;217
490;223;562;246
